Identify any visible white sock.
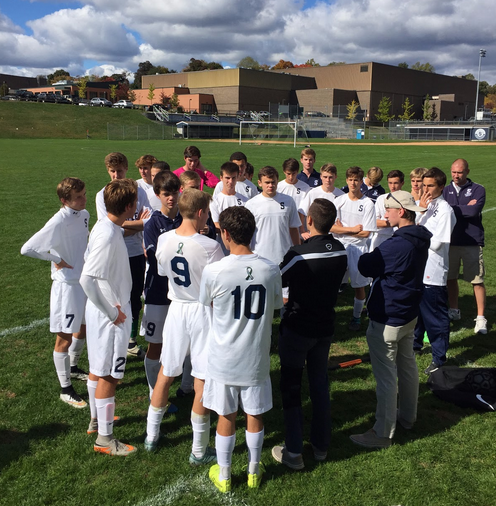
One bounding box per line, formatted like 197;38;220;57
180;356;194;393
353;297;366;319
146;404;167;443
144;357;161;398
191;411;210;458
246;428;264;474
68;337;85;367
53;351;71;388
87;379;98;419
215;432;235;480
95;397;115;437
476;315;486;319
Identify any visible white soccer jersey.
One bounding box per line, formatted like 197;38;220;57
145;186;162;211
21;206;89;284
200;254;283;386
96;185;151;257
277;179;310;210
369;193;394;250
214;179;258;200
298;186;344;216
333;193;377;246
417;195;456;286
210;192;249;223
245;192;301;265
82;216;132;308
156;230;224;303
137;178;153;192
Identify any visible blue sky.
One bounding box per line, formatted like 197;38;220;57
0;0;495;85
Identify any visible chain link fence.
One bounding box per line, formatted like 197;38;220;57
107;123;178;141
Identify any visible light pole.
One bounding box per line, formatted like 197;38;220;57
474;49;486;122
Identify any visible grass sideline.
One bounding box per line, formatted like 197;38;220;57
1;139;496;506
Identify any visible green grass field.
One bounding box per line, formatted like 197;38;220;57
1;139;496;506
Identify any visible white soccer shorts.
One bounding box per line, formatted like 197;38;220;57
140;304;169;344
50;281;86;334
344;242;371;288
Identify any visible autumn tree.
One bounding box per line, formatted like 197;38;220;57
484;94;496;113
375;96;394;126
78;77;88;99
0;82;8;97
305;58;320;67
346;100;359;121
398;97;415;121
170;92;179;111
182;58;223;72
128;89;137;102
422;94;432;121
411;62;435;73
237;56;261;70
47;69;71;84
398;62;409;69
109;84;118;102
147;83;156;104
327;61;346;66
272;60;294;69
159;89;170;106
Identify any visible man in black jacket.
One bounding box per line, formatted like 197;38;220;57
272;199;347;470
351;191;431;449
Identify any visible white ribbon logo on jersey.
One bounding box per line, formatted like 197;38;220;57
246;267;254;280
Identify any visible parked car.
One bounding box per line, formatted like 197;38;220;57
55;95;71;104
112;100;134;109
258;110;271;117
37;93;56;103
304;111;328;117
90;97;112;107
78;99;90;106
236;110;249;118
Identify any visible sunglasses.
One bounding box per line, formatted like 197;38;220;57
386;193;405;210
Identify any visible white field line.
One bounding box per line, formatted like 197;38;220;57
0;318;49;338
134;474;249;506
482;207;496;214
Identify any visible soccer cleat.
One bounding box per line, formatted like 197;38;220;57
474;317;488;335
60;386;87;409
189;446;216;466
176;387;193;398
348;317;361;331
94;438;137;456
127;344;145;359
87;416;121;434
311;444;327;461
424;361;440;375
448;308;461;321
144;432;163;452
70;366;89;381
165;402;178;414
350;429;392;449
247;462;265;489
209;464;231;493
271;445;304;470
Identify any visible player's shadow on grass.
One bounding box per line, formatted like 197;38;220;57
0;423;69;471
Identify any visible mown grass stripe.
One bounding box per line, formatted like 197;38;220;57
0;317;49;338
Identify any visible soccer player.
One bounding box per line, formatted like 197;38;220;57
80;178;138;456
173;145;220;190
213;152;258;200
410;167;427;202
142;172;182;398
342;166;385;203
144;189;224;463
331;166;376;331
245;166;301;266
299;162;344;240
277;158;310;232
414;168;456;374
351;191;431;449
443;159;487;334
96;152;151;359
272;199;347;470
135;154;158;191
370;170;405;250
201;206;283;492
210;162;248;253
297;147;321;187
146;161;171;212
21;177;89;408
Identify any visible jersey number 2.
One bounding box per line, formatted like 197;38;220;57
231;285;266;320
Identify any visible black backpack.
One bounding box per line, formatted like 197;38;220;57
427;366;496;412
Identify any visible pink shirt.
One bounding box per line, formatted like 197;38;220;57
173;166;220;190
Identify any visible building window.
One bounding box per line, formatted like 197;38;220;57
360;65;369;73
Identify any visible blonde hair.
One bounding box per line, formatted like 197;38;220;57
367;166;383;186
178;188;211;219
410;167;428;179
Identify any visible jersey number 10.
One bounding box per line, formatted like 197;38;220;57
231;285;266;320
